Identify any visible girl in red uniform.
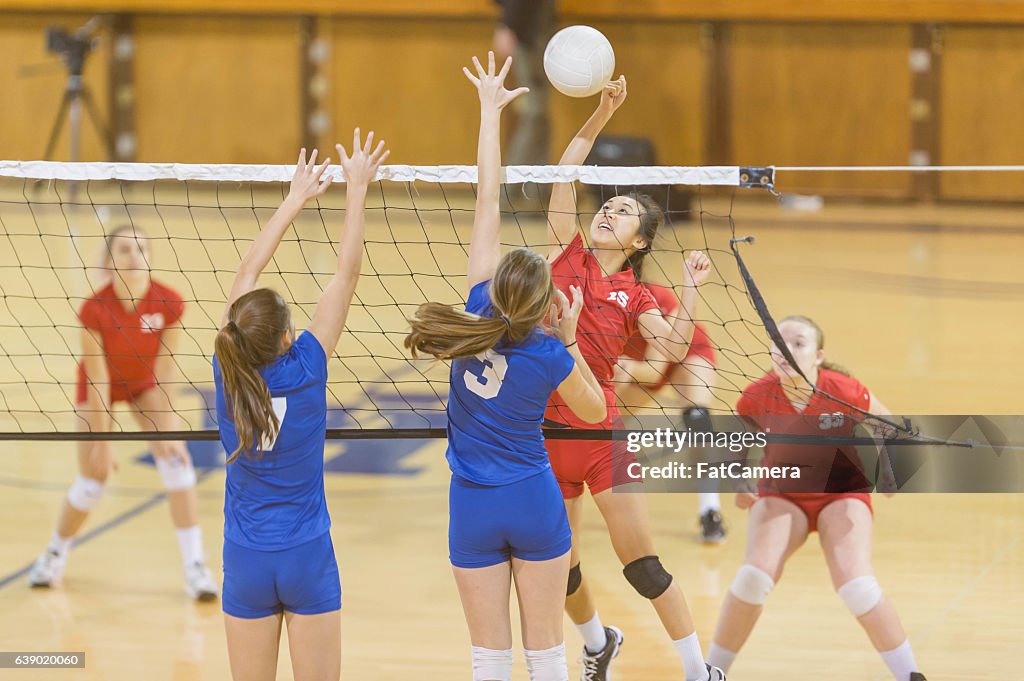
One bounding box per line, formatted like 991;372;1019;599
616;283;726;543
543;77;723;681
28;225;217;601
706;315;927;681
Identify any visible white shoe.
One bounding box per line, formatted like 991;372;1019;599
28;550;67;588
184;562;219;602
706;663;727;680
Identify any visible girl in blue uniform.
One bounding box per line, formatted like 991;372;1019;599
213;134;388;681
405;53;607;681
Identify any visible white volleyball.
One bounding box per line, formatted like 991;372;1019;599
543;25;615;98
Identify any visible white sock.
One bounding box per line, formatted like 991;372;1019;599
47;531;72;558
707;642;738;673
673;631;709;681
524;643;568;681
175;526;204;567
879;640;918;681
698;493;720;515
577;613;607;654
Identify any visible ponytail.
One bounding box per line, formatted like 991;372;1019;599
405;247;555;361
622;193;664;282
216;288;292;463
405;303;510;360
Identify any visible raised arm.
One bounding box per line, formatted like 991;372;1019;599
306;129;390;354
220;149;332;329
546;76;627;259
464;52;529;289
637;251;711;364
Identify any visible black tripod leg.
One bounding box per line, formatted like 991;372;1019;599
43;90;74;161
79;86;115;160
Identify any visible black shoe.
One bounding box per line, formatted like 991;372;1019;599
707;663;727;680
579;625;623;681
909;674;927;681
700;509;726;544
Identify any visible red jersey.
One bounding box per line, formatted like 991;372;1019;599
621;283;715;367
736;369;872;494
76;280;185;404
545;233;658;428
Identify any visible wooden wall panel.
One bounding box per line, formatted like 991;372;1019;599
323;17;492;165
133;16;301;163
730;23;912;196
0;13;111;161
550;21;706;166
940;26;1024;201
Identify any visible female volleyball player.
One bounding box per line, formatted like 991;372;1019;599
214;135;387;681
616;282;726;544
706;315;927;681
28;224;218;601
542;79;724;681
405;52;606;681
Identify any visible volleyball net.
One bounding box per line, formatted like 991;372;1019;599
0;161;777;439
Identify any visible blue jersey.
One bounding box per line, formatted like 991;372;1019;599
214;330;330;550
446;280;576;486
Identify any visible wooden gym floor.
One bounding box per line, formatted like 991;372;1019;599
0;186;1022;680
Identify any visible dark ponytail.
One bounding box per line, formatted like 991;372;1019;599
621;192;664;282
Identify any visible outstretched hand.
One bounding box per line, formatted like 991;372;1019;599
337;128;390;188
463;51;529;111
288;148;333;203
597;75;628;114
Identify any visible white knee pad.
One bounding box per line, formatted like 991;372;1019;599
837;575;883;617
729;564;775;605
524;643;568;681
471;646;513;681
156;456;197;491
67;475;105;511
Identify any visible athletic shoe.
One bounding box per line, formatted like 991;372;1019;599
580;625;623;681
700;509;726;544
707;662;728;680
909;674;927;681
27;550;67;588
184;562;219;602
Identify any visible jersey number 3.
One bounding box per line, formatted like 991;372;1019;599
261;397;288;451
463;350;508;400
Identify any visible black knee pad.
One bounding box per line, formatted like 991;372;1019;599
623;555;673;599
567;563;582;596
682;406;712;432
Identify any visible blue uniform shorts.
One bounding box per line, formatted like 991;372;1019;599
222;531;341;619
449;468;572;569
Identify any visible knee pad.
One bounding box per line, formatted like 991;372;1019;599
67;475;105;511
471;646;513;681
156;455;197;491
683;406;713;432
837;575;883;617
524;644;568;681
623;555;673;599
566;563;582;596
729;564;774;605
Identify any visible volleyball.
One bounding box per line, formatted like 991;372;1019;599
543;25;615;98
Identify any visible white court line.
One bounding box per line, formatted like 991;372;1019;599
871;530;1022;681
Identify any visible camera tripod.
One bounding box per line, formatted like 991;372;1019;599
42;19;114;162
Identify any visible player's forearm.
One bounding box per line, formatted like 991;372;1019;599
239;194;305;278
621;357;666;385
336;183;368;284
567;344;604;404
557;108;613;166
475;108;502;215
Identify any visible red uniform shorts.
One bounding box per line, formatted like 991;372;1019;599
759;492;873;533
546;436;637;499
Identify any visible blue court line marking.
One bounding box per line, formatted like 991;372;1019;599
0;469;214;592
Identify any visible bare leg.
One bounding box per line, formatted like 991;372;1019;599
224;612;283;681
513;551;571;650
285;610;342;681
